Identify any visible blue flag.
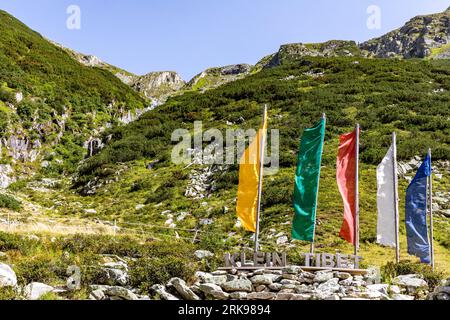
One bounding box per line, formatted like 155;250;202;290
405;154;431;263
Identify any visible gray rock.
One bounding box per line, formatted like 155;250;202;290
255;285;267;292
195;271;227;285
199;283;229;300
268;283;283;291
339;278;353;286
317;278;340;293
392;293;415;300
247;292;276;300
194;250;214;260
313;271;334;283
221;278;253;292
393;274;428;293
151;284;179;300
24;282;54;300
367;284;389;295
435;292;449;300
97;286;139;300
335;272;352;280
276;292;294;300
389;285;401;294
229;291;247;300
250;274;273;285
0;263;17;287
90;289;106;300
357;290;386;300
101;262;128;286
290;293;312;300
295;284;312;294
283;266;302;274
168;277;200;300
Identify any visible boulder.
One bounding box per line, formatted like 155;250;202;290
290;293;312;300
221;279;253;293
199;283;229;300
195;271;227;285
317;278;340;294
229;291;247;300
168;277;200;300
393;274;428;293
90;289;106;300
151;284;179;300
392;294;415;300
429;285;450;300
0;263;17;287
24;282;54;300
276;292;294;300
389;285;401;294
335;272;352;280
101;262;128;286
194;250;214;260
268;283;283;291
366;284;389;295
104;286;139;300
250;274;273;285
313;271;334;283
283;266;302;274
247;292;276;300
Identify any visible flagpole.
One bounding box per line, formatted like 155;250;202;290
428;148;434;271
354;124;360;256
310;113;326;254
392;132;400;263
254;105;267;253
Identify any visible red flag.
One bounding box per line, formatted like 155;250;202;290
336;129;358;245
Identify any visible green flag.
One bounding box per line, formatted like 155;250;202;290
292;118;326;241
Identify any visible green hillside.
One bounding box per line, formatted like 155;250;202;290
33;56;448;273
0;9;448;300
0;10;146;174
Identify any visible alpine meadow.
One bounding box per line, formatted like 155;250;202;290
0;5;449;302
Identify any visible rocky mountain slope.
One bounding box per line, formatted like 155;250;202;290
0;10;147;187
360;6;450;58
0;7;449;301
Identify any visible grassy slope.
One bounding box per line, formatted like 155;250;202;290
0;10;146;173
9;56;447;275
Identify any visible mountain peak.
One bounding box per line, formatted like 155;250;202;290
360;7;450;59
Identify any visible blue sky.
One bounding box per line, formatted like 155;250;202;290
0;0;448;80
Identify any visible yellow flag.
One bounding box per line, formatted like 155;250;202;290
236;108;268;232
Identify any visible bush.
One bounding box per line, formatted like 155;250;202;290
0;194;22;211
0;232;38;254
381;261;444;290
129;241;198;293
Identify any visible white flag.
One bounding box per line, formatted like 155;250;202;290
376;145;397;247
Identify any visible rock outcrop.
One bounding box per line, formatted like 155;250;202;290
360;7;450;58
131;71;185;100
258;40;361;69
186;64;252;91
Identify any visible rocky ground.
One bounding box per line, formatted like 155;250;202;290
151;266;449;301
2;254;448;300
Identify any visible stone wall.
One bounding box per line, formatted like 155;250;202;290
151;266;445;301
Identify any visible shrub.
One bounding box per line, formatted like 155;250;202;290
0;194;22;211
129;241;198;293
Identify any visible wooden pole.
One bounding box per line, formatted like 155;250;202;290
310;113;326;254
354;124;360;256
254;105;267;253
392;132;400;263
428;148;434;271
